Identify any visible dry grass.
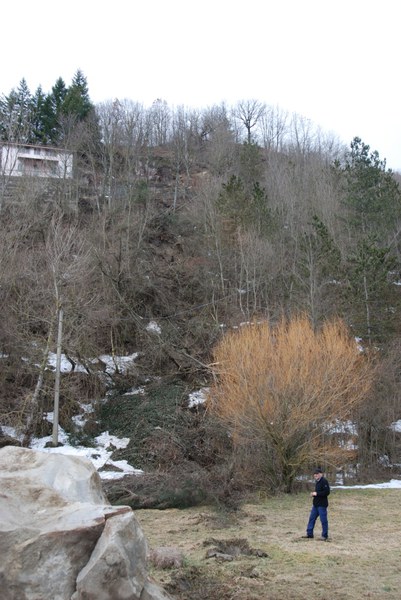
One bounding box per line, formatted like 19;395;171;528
136;487;401;599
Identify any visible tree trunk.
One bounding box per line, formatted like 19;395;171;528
52;306;63;446
22;317;55;447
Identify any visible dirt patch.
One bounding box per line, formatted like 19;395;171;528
165;566;234;600
203;537;268;559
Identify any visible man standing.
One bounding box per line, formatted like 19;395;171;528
303;468;330;541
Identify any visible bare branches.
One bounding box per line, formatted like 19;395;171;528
232;100;266;144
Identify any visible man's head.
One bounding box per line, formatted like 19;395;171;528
313;468;323;480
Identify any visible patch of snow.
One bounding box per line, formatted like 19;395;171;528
188;388;209;408
101;459;140;480
95;431;130;450
146;320;161;334
123;386;145;396
2;423;142;480
47;352;87;373
33;428;142;480
1;425;24;438
98;353;139;375
324;419;357;435
334;479;401;489
45;351;139;376
72;403;96;428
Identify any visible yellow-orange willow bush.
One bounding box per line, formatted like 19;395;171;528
209;316;376;491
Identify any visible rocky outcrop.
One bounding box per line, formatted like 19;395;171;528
0;446;172;600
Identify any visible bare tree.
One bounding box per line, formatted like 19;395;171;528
232;99;266;144
96;99;152;209
96;99;124;207
235;229;277;318
288;112;317;156
120;100;151;200
259;104;289;152
0;143;19;211
200;103;236;175
149;99;171;146
171;106;191;208
22;215;95;445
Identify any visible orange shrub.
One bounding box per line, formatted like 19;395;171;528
209;317;376;491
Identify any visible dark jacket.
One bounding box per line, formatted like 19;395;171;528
313;476;330;508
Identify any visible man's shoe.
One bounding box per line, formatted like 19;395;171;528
301;535;313;539
317;537;329;542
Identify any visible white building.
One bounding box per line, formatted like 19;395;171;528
0;143;73;179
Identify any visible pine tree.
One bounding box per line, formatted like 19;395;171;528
40;77;68;145
61;70;93;121
0;90;17;141
343;137;401;238
15;79;32;140
51;77;68;114
345;235;398;344
30;86;47;144
0;79;33;143
218;175;272;234
340;138;401;343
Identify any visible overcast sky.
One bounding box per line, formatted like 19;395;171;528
2;0;401;170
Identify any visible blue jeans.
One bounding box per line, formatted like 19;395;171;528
306;505;328;538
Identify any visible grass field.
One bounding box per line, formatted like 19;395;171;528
136;488;401;599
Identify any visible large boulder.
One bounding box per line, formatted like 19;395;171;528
0;446;172;600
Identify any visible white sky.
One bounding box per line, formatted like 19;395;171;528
2;0;401;169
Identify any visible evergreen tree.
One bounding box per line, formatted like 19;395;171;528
0;79;33;143
339;138;401;342
30;86;47;144
40;94;57;145
343;137;401;238
0;90;18;141
237;141;263;189
218;175;272;234
51;77;68;114
61;70;93;120
345;235;398;343
40;77;68;145
15;78;33;141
